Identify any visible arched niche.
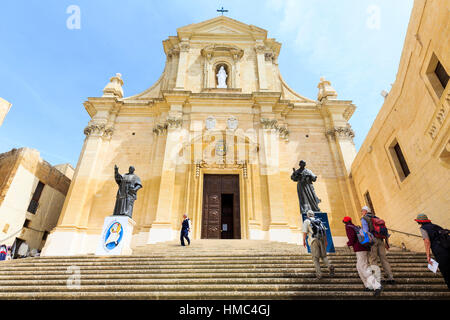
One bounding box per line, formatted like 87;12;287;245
201;44;244;90
214;62;231;88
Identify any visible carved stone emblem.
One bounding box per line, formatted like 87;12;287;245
215;140;227;156
205;116;216;130
227;116;238;130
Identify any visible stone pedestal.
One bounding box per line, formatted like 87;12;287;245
96;215;136;255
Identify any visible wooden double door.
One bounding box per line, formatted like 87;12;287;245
201;174;241;239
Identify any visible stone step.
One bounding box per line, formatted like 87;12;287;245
0;240;441;300
9;253;427;261
0;270;438;280
0;277;445;286
0;283;447;293
0;259;427;270
0;290;447;300
0;261;429;270
0;256;427;262
0;263;432;271
0;272;441;280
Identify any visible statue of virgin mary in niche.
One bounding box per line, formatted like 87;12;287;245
216;66;228;88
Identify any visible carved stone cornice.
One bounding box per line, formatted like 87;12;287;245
326;125;355;140
260;118;290;141
201;44;244;61
153;117;183;135
260;118;278;129
195;160;248;178
255;45;266;54
179;42;190;52
277;125;290;140
152;123;168;136
167;117;183;129
84;123;114;140
264;52;274;62
167;46;180;58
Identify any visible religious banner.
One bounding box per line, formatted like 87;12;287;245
95;215;135;255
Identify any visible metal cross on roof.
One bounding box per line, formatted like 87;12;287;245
217;6;228;15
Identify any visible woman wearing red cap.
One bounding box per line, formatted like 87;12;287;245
343;216;382;296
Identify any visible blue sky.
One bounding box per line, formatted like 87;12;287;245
0;0;414;167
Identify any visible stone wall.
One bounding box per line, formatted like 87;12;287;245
0;148;72;250
350;0;450;252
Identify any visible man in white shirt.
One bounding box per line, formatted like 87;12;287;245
302;210;334;280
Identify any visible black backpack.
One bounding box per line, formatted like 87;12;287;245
309;218;326;240
436;228;450;249
423;224;450;249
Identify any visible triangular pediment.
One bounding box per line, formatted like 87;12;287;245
177;16;267;40
205;26;241;34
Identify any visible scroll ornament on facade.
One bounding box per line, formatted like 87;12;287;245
84;123;114;140
152;117;182;135
326;124;355;141
260;118;290;141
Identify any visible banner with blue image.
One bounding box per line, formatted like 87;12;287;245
301;212;335;253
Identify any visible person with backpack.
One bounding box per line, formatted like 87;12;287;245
343;216;383;296
361;206;395;284
302;210;335;280
0;244;6;261
180;214;191;246
415;213;450;289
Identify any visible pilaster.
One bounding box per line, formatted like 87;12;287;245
254;94;290;240
175;41;190;90
255;44;268;91
147;92;188;243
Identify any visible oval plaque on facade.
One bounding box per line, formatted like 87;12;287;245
205;116;216;130
227;116;238;130
215;140;227;156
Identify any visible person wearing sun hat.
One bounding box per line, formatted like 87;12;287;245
415;213;450;289
343;216;382;296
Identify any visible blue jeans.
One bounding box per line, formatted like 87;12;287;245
180;230;190;246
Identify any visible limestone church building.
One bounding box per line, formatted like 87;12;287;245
42;16;359;256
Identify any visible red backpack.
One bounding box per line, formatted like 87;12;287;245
371;217;389;239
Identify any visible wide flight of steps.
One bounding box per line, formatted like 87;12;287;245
0;240;448;299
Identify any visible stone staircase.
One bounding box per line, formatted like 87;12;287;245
0;240;448;299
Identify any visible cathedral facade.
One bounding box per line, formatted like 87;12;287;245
43;16;359;255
